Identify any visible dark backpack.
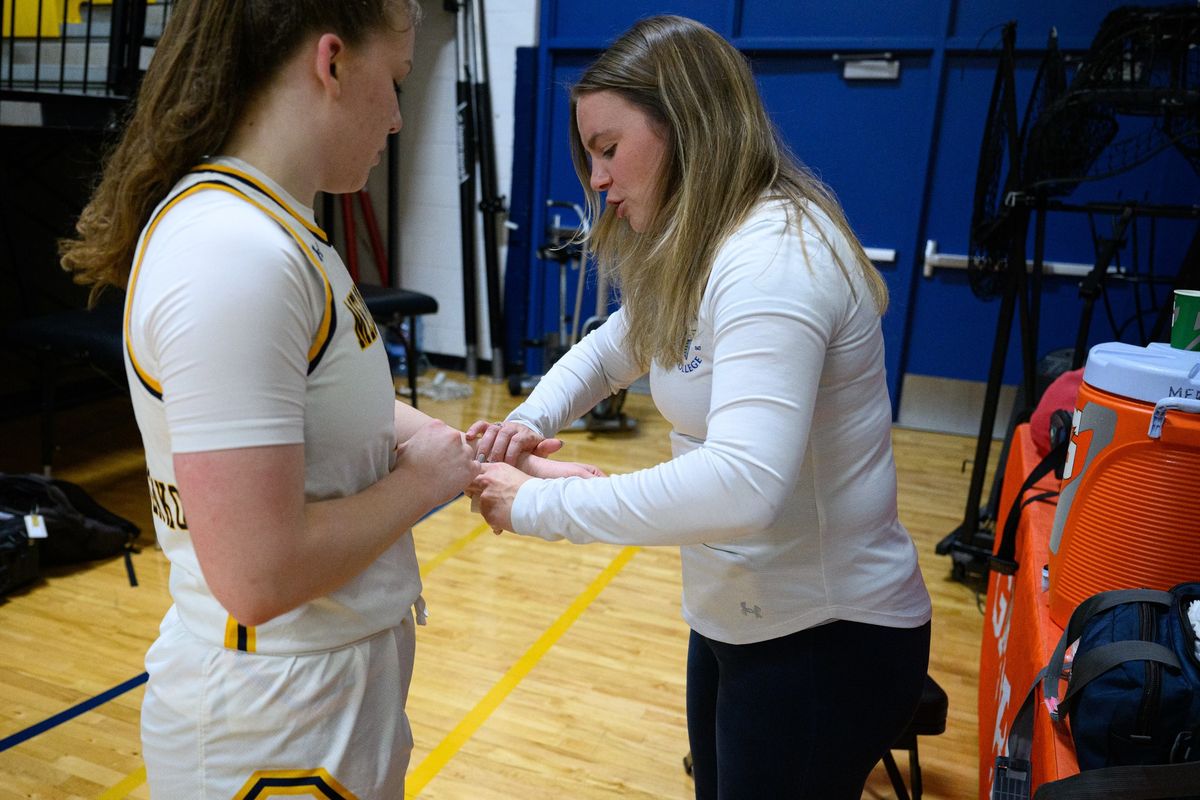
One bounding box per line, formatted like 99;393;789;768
0;473;140;590
0;513;41;596
996;584;1200;799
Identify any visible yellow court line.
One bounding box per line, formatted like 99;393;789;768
405;545;641;798
96;518;502;798
420;519;491;577
98;765;145;800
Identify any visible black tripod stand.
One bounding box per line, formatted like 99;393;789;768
936;22;1040;583
447;0;506;381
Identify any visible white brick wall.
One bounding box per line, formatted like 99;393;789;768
375;0;538;365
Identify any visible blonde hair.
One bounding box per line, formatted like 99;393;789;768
59;0;422;303
568;15;887;369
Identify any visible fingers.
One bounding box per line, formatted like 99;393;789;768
465;419;491;439
399;419;483;505
504;434;529;465
466;420;498;458
571;461;606;478
468;421;543;465
489;424;519;463
465;480;501;535
532;438;563;458
467;462;523;535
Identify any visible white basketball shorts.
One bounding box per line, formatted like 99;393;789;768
141;605;415;799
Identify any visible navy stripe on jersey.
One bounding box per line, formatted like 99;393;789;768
191;163;331;246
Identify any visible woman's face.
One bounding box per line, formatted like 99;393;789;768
327;20;414;193
576;90;668;233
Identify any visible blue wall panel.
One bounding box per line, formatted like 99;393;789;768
756;54;935;406
547;0;730;41
951;0;1167;48
741;0;942;40
527;0;1199;409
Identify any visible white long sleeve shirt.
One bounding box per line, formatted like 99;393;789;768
508;199;931;645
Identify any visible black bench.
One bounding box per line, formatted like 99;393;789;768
880;674;949;800
355;283;438;410
2;302;127;475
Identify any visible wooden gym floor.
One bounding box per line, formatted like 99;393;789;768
0;372;993;799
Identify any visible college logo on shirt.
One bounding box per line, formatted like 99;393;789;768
678;329;703;374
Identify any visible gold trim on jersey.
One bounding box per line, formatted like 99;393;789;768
124;179;338;398
224;615;257;652
193;162;331;245
232;768;358;800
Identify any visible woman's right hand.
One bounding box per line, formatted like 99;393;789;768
466;419;562;465
395;419;481;506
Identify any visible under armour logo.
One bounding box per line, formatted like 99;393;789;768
740;602;761;618
312;241;325;261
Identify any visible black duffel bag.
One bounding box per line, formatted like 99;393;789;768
0;473;140;590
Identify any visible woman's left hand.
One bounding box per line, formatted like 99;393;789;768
465;419;562;465
468;462;531;534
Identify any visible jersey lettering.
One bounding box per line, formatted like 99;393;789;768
344;286;379;350
146;471;188;531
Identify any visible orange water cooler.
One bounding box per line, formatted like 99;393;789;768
1048;342;1200;628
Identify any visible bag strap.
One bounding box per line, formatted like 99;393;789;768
1007;668;1048;767
1043;589;1174;719
991;437;1069;575
1058;641;1181;713
993;668;1051;799
1032;760;1200;800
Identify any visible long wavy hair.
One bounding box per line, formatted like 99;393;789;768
59;0;422;302
569;15;888;370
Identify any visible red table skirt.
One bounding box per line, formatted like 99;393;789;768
978;423;1079;799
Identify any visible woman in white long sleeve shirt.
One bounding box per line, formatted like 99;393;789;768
469;15;932;799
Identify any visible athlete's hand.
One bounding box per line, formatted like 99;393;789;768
395;419;480;506
468;462;531;533
465;419;562;465
517;454;605;479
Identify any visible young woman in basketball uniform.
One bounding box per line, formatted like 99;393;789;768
467;15;933;799
59;0;590;795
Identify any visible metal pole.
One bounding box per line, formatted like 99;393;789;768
1072;207;1135;369
386;132;399;289
470;0;508;382
451;0;479;378
938;22;1022;572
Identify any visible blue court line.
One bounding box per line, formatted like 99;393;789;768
0;496;463;753
423;494;461;520
0;672;149;753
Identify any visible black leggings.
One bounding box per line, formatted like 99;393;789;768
686;619;931;800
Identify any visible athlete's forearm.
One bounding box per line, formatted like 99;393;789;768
177;422;476;626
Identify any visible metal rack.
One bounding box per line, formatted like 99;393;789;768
936;7;1200;584
1;0;173;129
